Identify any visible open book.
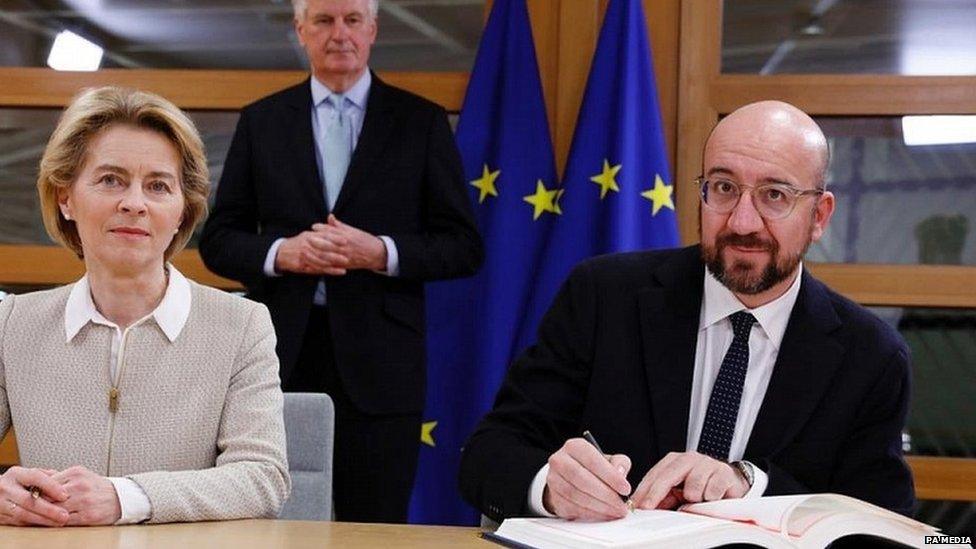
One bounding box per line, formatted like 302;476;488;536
486;494;970;549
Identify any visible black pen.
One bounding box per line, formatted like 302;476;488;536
582;430;635;512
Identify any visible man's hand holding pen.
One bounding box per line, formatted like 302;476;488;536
542;437;633;520
542;433;751;521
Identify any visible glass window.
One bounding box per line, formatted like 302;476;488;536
870;306;976;458
0;0;484;71
916;500;974;539
722;0;976;75
0;108;458;250
871;304;976;538
0;107;238;246
804;116;976;266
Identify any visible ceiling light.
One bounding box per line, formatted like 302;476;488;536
47;30;103;71
902;115;976;146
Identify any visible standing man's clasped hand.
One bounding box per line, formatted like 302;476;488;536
275;214;387;275
312;214;387;271
631;451;750;511
543;438;632;520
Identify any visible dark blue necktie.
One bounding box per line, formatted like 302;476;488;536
697;311;756;461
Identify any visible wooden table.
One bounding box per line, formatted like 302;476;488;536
0;520;491;548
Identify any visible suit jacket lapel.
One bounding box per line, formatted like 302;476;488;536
285;79;327;219
333;72;397;215
639;247;705;456
745;270;844;458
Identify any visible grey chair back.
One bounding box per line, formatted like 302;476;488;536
278;392;335;520
481;514;500;531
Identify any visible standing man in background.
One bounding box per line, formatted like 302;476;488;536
200;0;483;523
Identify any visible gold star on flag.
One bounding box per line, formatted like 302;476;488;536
420;421;437;447
640;174;675;215
470;164;500;203
590;159;621;199
523;180;563;220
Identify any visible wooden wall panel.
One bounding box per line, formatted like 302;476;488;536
908;456;976;501
710;75;976;116
808;263;976;309
647;0;680;172
675;0;721;245
0;246;240;289
0;432;15;465
0;68;467;111
527;0;561;152
554;0;600;177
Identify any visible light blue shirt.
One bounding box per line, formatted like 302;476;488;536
263;70;400;285
310;68;370;159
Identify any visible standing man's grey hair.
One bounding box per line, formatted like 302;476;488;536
292;0;379;20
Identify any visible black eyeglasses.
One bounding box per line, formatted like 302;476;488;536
696;176;824;220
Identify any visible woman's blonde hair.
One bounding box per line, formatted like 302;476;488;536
37;86;210;261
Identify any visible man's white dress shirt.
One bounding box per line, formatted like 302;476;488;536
527;264;805;515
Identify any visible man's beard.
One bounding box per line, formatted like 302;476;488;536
702;231;809;295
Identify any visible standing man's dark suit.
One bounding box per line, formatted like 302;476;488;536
459;246;915;522
201;74;481;410
200;74;482;522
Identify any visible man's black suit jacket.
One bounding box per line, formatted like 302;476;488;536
459;246;914;522
199;75;483;416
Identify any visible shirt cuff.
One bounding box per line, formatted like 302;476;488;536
526;464;557;517
263;238;287;277
376;235;399;277
109;477;152;524
741;461;769;498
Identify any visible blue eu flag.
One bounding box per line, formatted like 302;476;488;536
409;0;559;525
518;0;680;348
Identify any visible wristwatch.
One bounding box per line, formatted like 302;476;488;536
731;460;755;488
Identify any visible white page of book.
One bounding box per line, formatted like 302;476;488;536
788;495;932;535
681;494;934;537
680;495;807;533
515;509;728;545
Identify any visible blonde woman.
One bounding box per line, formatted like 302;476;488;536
0;87;289;526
